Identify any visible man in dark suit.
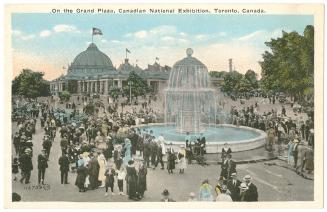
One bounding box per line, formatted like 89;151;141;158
220;157;228;180
243;175;258;201
227;172;241;201
42;137;52;160
227;154;236;179
58;153;70;184
37;150;48;184
60;136;69;155
19;149;33;184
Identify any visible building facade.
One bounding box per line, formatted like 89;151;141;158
50;43;223;96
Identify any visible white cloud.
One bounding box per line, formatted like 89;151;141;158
238;30;265;41
101;39;108;43
12;29;35;41
53;24;80;33
111;40;121;44
195;34;209;41
178;38;190;45
12;29;22;36
40;30;52;37
134;30;148;39
149;25;177;35
124;33;132;38
179;32;187;37
161;36;175;42
217;32;227;37
36;24;81;39
21;35;35;40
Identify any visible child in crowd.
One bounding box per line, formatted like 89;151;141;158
105;168;116;196
116;166;126;195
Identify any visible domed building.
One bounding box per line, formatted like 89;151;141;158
50;43;171;95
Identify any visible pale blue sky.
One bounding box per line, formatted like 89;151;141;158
11;13;313;80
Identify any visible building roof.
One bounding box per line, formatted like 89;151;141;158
53;42;171;82
67;43;116;76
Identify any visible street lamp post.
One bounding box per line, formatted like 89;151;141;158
128;81;133;105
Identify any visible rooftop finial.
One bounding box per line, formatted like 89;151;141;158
186;48;193;57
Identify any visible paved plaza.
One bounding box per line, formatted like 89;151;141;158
12;110;314;202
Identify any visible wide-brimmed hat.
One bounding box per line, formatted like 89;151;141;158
82;152;89;157
239;183;248;190
162;189;169;196
221;185;228;191
293;139;300;143
231;172;237;177
243;175;252;181
24;148;32;153
218;176;225;181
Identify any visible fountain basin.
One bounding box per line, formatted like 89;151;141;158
136;123;267;153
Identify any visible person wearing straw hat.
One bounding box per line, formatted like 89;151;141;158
243;175;258;201
161;189;175;202
216;185;232;202
239;183;250;202
227;172;241;201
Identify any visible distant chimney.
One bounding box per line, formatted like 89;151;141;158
228;59;233;72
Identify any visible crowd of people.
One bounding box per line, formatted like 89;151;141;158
11;92;314;202
228;101;314;175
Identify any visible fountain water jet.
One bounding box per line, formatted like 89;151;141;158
164;48;216;133
135;48;267;153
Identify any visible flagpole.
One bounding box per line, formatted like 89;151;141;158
126;49;127;60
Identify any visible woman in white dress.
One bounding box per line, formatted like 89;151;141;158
178;145;187;174
98;153;107;187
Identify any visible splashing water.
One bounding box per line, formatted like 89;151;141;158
164;48;217;133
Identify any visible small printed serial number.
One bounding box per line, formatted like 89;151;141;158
24;184;50;191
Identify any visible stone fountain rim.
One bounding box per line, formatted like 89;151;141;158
132;123;267;145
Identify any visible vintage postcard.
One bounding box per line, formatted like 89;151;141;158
3;3;324;209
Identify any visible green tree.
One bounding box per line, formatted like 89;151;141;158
244;69;258;89
221;71;243;93
209;71;228;78
123;71;150;97
58;90;71;102
12;69;50;98
260;25;314;101
108;87;120;102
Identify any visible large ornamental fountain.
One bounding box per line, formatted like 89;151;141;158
164;48;216;133
137;48;267;153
